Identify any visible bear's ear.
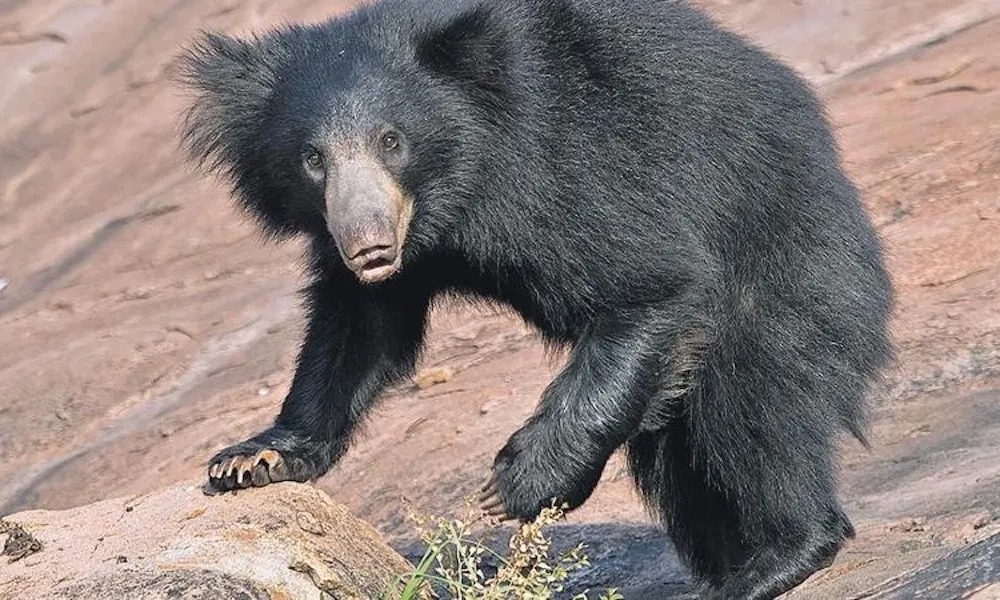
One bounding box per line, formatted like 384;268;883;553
173;31;284;173
415;6;511;99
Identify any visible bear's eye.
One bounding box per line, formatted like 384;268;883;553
380;132;400;153
304;150;324;170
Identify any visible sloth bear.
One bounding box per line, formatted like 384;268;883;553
176;0;893;597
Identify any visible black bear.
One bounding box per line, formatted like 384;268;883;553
176;0;893;597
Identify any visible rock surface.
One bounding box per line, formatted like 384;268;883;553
0;482;412;600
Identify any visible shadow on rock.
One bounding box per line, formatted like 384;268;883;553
394;521;698;599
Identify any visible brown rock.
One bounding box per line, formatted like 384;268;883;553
413;366;452;390
0;482;414;600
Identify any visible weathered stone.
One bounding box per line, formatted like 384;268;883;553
0;482;413;600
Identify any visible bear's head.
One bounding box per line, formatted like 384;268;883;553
175;2;518;283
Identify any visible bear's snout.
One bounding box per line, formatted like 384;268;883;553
325;156;412;284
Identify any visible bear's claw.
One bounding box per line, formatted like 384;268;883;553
207;448;289;492
478;472;517;522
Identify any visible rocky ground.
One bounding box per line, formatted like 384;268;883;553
1;0;999;597
1;483;413;599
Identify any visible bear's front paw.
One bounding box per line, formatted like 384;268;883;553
479;425;607;522
205;428;328;493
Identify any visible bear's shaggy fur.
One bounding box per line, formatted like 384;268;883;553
176;1;893;597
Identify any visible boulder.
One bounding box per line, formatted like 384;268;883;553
0;482;413;600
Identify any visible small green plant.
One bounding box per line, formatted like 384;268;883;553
386;499;624;600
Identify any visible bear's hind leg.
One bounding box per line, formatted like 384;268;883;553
628;414;854;600
680;342;858;598
627;425;745;588
705;509;854;600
